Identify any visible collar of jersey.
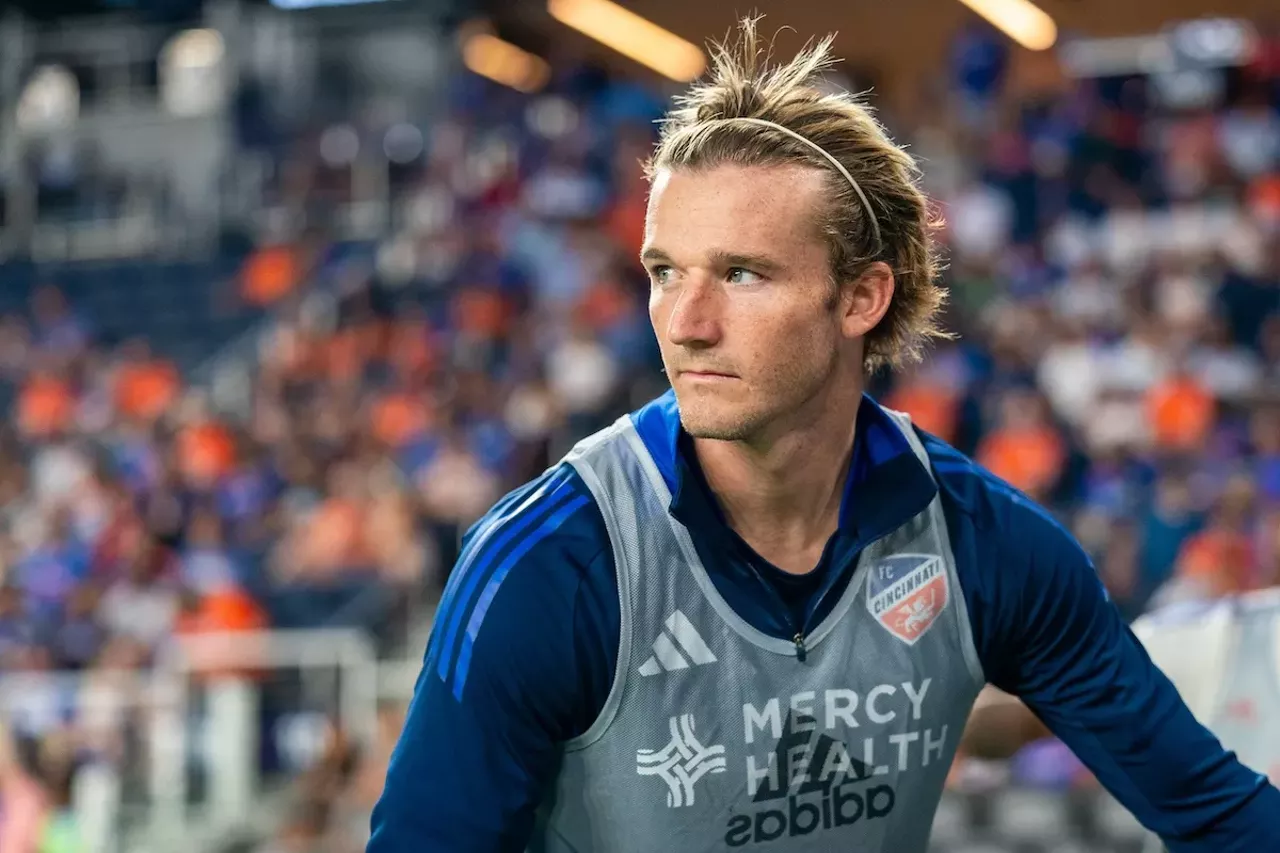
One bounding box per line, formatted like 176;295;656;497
629;389;939;553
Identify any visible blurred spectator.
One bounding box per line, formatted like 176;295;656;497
3;643;66;745
113;339;181;425
976;389;1065;501
1254;404;1280;505
32;731;82;853
17;369;76;441
174;584;265;637
368;380;433;451
1147;361;1216;454
0;584;38;662
1216;243;1280;351
274;460;373;582
1139;473;1203;603
1218;87;1280;179
0;724;47;853
416;428;502;531
30;287;89;362
946;178;1014;262
49;583;106;670
14;505;90;622
1191;315;1264;402
241;242;304;308
172;584;268;681
885;369;961;445
1174;475;1260;598
348;703;404;816
253;799;332;853
545;320;622;435
949;22;1009;129
1097;521;1144;621
1037;318;1104;429
99;537;179;653
182;509;242;593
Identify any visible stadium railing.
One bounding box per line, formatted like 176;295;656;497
0;627;393;853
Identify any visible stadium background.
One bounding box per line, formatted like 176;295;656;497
0;0;1277;850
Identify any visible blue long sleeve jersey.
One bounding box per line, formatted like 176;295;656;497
369;392;1280;852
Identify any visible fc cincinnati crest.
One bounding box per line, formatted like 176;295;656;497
865;554;949;645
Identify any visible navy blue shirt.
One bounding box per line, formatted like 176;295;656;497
369;392;1280;852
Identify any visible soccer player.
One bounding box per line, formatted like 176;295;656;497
368;19;1280;852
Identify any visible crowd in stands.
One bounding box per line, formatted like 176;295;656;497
0;17;1278;853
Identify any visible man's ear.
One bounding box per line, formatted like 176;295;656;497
840;261;895;341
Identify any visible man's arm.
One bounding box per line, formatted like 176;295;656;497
921;426;1280;851
959;685;1049;760
975;502;1280;851
368;468;617;852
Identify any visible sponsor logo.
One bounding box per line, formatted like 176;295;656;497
866;554;948;645
638;610;718;676
725;711;896;846
636;714;727;807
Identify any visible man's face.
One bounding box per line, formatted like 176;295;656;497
643;163;848;442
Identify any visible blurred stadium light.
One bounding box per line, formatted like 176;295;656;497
956;0;1057;51
460;23;552;93
547;0;705;82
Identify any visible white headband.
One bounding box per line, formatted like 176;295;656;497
706;116;883;250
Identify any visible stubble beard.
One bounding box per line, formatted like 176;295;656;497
674;350;841;445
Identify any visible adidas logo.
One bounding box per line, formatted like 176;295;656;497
638;611;717;676
725;710;895;846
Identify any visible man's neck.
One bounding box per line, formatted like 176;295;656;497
693;387;862;574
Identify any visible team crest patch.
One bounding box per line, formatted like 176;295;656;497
865;554;949;645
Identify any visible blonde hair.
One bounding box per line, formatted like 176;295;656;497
645;17;950;372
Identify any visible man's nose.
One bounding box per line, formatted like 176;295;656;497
665;276;723;349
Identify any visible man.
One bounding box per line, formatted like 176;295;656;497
369;18;1280;852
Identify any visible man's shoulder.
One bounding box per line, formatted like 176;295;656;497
458;463;612;579
429;463;615;701
914;427;1082;567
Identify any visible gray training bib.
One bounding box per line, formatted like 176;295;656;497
530;408;986;853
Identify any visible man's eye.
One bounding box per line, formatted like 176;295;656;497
727;268;763;285
649;265;672;284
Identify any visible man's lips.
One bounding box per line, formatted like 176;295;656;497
679;369;738;378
